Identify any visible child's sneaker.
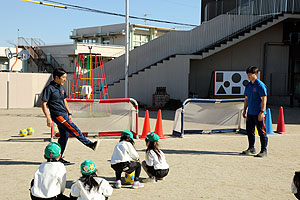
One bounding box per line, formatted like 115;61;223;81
141;177;156;183
91;140;99;151
132;181;144;189
115;180;122;189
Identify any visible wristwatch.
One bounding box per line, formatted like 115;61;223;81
260;110;264;113
68;113;72;116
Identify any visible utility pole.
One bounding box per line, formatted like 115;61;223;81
125;0;129;98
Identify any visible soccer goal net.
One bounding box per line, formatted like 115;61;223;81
60;98;138;138
172;98;246;137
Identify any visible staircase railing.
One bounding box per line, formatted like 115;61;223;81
17;37;39;59
104;0;300;85
18;37;61;72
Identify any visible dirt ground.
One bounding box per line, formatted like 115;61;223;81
0;106;300;200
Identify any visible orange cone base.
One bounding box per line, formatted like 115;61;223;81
276;131;288;134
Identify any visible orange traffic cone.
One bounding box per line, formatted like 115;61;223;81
276;106;287;134
140;110;150;139
154;109;166;139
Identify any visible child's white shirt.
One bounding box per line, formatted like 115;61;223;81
145;150;169;170
31;161;66;198
71;177;113;200
110;141;139;164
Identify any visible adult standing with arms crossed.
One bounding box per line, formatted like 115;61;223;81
241;66;268;157
41;68;98;164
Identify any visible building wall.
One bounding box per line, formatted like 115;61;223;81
0;73;52;108
190;22;289;104
108;55;191;105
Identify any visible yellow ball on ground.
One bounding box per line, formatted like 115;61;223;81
19;129;28;137
27;128;34;135
125;171;135;184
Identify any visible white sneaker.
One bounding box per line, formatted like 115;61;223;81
115;180;121;189
132;181;144;189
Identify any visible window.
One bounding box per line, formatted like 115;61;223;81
133;34;150;48
102;37;110;45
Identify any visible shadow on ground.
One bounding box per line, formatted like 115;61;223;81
159;149;242;156
0;159;41;165
0;137;51;143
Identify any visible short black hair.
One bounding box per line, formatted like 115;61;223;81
53;68;66;79
246;66;259;74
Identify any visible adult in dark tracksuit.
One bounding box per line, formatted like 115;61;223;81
241;66;268;158
42;68;98;164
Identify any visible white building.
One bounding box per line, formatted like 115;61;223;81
70;23;176;50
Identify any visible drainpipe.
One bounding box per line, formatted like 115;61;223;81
7;79;9;110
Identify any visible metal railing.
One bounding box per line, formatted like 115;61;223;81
104;0;300;86
18;37;61;72
18;37;39;59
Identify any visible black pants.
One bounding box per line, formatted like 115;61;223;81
295;193;300;200
30;194;69;200
142;162;169;178
111;161;141;181
246;115;268;152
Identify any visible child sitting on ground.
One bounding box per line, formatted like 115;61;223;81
70;160;113;200
110;130;144;189
141;132;169;183
30;142;68;200
292;171;300;199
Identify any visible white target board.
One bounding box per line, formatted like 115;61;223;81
214;71;260;96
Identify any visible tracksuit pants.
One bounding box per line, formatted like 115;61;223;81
51;114;92;155
246;115;268;152
111;161;142;181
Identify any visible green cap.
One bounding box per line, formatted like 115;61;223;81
121;130;134;140
44;142;61;159
146;132;159;142
81;160;96;175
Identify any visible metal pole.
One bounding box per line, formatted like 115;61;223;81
7;80;9;110
125;0;129;98
292;0;295;13
259;0;262;15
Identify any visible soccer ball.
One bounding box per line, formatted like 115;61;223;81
53;127;60;137
19;129;28;137
27;128;34;135
53;127;59;134
124;171;135;184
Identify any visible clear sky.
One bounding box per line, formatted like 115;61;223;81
0;0;201;47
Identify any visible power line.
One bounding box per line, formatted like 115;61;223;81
29;0;197;27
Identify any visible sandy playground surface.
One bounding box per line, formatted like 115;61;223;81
0;106;300;200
